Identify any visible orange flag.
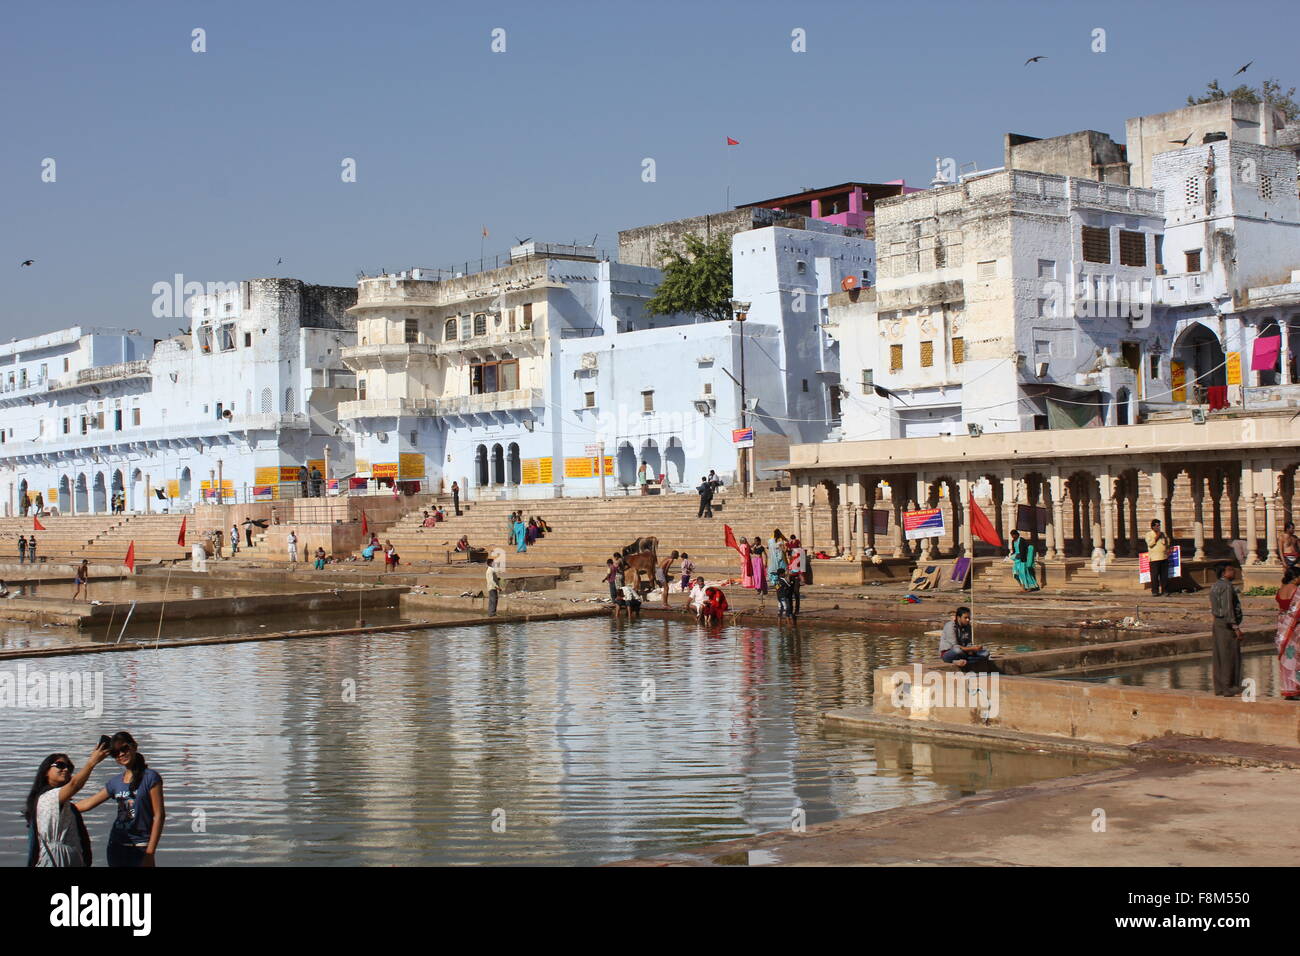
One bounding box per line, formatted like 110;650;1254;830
177;516;187;546
968;492;1002;548
361;510;368;536
124;541;136;573
33;516;45;531
723;524;742;554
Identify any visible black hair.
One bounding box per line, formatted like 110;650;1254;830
1216;563;1233;579
25;753;71;826
110;732;148;795
1283;566;1300;585
1150;519;1161;528
955;606;971;620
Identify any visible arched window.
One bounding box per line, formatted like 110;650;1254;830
260;388;272;413
444;318;458;342
284;388;296;413
473;313;487;337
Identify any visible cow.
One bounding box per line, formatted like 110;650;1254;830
620;535;659;558
621;550;658;596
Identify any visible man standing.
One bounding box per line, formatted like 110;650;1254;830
1278;521;1299;571
697;475;714;518
451;480;461;516
1209;563;1244;696
486;557;501;617
298;465;309;498
310;465;323;498
938;607;989;668
243;516;254;548
287;529;299;564
638;460;650;495
1145;519;1170;597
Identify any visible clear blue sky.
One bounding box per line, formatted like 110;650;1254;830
2;0;1294;339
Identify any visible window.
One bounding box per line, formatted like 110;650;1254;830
920;341;935;367
473;314;487;337
96;412;105;430
444;318;458;342
409;431;417;446
642;390;654;413
1150;355;1161;379
115;409;123;431
1154;234;1164;267
861;369;874;392
1186;249;1202;273
219;323;236;351
703;382;712;395
284;388;295;413
1185;176;1201;206
62;417;70;434
801;379;809;392
952;337;965;365
828;385;842;422
976;260;996;279
63;358;69;373
244;332;252;347
1081;226;1110;263
358;379;367;400
404;319;419;344
198;326;213;353
1118;231;1146;267
470;360;520;394
1037;259;1056;279
1261;176;1275;201
132;408;141;426
215;402;223;421
584;391;596;408
890;343;904;372
796;260;807;275
522;303;533;330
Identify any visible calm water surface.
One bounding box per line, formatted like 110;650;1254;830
0;618;1113;865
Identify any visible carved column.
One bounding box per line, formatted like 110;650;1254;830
916;475;933;561
1191;466;1207;561
1047;471;1064;561
1265;469;1280;566
1100;473;1116;560
1001;474;1018;551
840;475;857;559
891;486;905;558
958;473;974;555
1243;463;1259;565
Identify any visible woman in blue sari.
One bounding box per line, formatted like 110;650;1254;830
1010;530;1039;591
513;515;527;553
766;529;788;588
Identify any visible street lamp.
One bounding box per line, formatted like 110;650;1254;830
730;299;752;496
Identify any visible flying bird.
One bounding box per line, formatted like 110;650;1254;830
1024;55;1047;65
514;236;531;245
20;259;34;267
1169;133;1193;146
1234;61;1252;76
276;257;283;265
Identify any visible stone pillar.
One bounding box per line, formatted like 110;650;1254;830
1283;320;1293;386
840;476;856;559
958;473;973;555
1243;464;1259;565
1191;467;1207;561
805;503;816;553
791;483;803;542
1265;488;1280;567
145;474;152;515
1088;481;1103;554
1100;473;1116;560
1001;474;1017;550
916;475;933;561
891;490;905;559
863;480;876;555
1149;466;1168;557
1047;472;1064;561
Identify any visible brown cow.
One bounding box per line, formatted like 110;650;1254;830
621;551;658;595
621;535;659;558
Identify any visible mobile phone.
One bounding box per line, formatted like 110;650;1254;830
98;735;112;750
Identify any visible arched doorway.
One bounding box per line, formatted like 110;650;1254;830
111;470;125;513
130;469;143;512
491;444;505;486
507;443;521;486
92;473;107;513
1173;323;1226;399
616;442;636;487
474;445;489;487
815;479;840;553
179;467;192;503
75;473;89;513
1116;387;1131;426
18;479;28;515
664;437;686;486
639;439;661;481
59;475;71;515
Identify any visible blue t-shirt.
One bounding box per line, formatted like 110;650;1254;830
104;768;162;846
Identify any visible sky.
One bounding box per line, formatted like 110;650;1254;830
1;0;1296;340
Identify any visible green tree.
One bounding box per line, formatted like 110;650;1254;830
645;233;734;323
1187;77;1298;121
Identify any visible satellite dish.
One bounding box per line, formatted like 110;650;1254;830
841;275;859;292
222;409;233;420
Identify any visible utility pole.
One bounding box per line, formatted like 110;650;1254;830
731;299;753;496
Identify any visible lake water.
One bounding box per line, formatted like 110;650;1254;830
0;618;1114;865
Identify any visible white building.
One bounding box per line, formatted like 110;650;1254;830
0;279;357;515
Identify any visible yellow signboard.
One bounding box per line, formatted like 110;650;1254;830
564;456;614;478
355;459;371;478
538;457;552;484
399;453;426;479
1171;361;1186;402
48;488;59;504
308;459;325;475
373;462;399;479
166;480;180;499
279;466;301;482
521;458;540;484
254;467;280;487
1226;352;1243;387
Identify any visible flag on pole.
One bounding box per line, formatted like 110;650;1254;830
177;516;187;546
726;137;740;146
33;516;45;531
724;524;742;554
124;542;136;573
361;510;368;536
481;226;489;238
968;492;1002;548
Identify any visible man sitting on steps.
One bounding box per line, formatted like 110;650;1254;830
938;607;990;669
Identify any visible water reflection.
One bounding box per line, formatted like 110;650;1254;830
0;618;1113;865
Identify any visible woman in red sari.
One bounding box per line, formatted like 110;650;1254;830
739;538;753;589
1276;567;1300;701
749;536;768;594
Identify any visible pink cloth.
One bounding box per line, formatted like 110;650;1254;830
1277;587;1300;698
739;543;753;589
1251;334;1281;372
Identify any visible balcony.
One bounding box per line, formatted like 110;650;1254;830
438;327;544;359
1153;272;1213;307
227;412;309;431
341;342;439;371
338;397;439;421
438;388;543;416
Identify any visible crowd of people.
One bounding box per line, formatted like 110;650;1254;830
26;731;164;868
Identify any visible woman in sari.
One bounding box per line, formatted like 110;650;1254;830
1010;530;1039;591
513;515;528;553
738;537;753;589
525;518;538;545
749;536;768;594
766;529;788;588
1275;567;1300;701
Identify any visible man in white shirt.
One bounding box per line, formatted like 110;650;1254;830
287;530;298;563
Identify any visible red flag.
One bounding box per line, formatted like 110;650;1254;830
361;510;368;536
726;137;740;146
724;524;742;554
124;541;136;573
968;492;1002;548
177;516;187;546
33;516;45;531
